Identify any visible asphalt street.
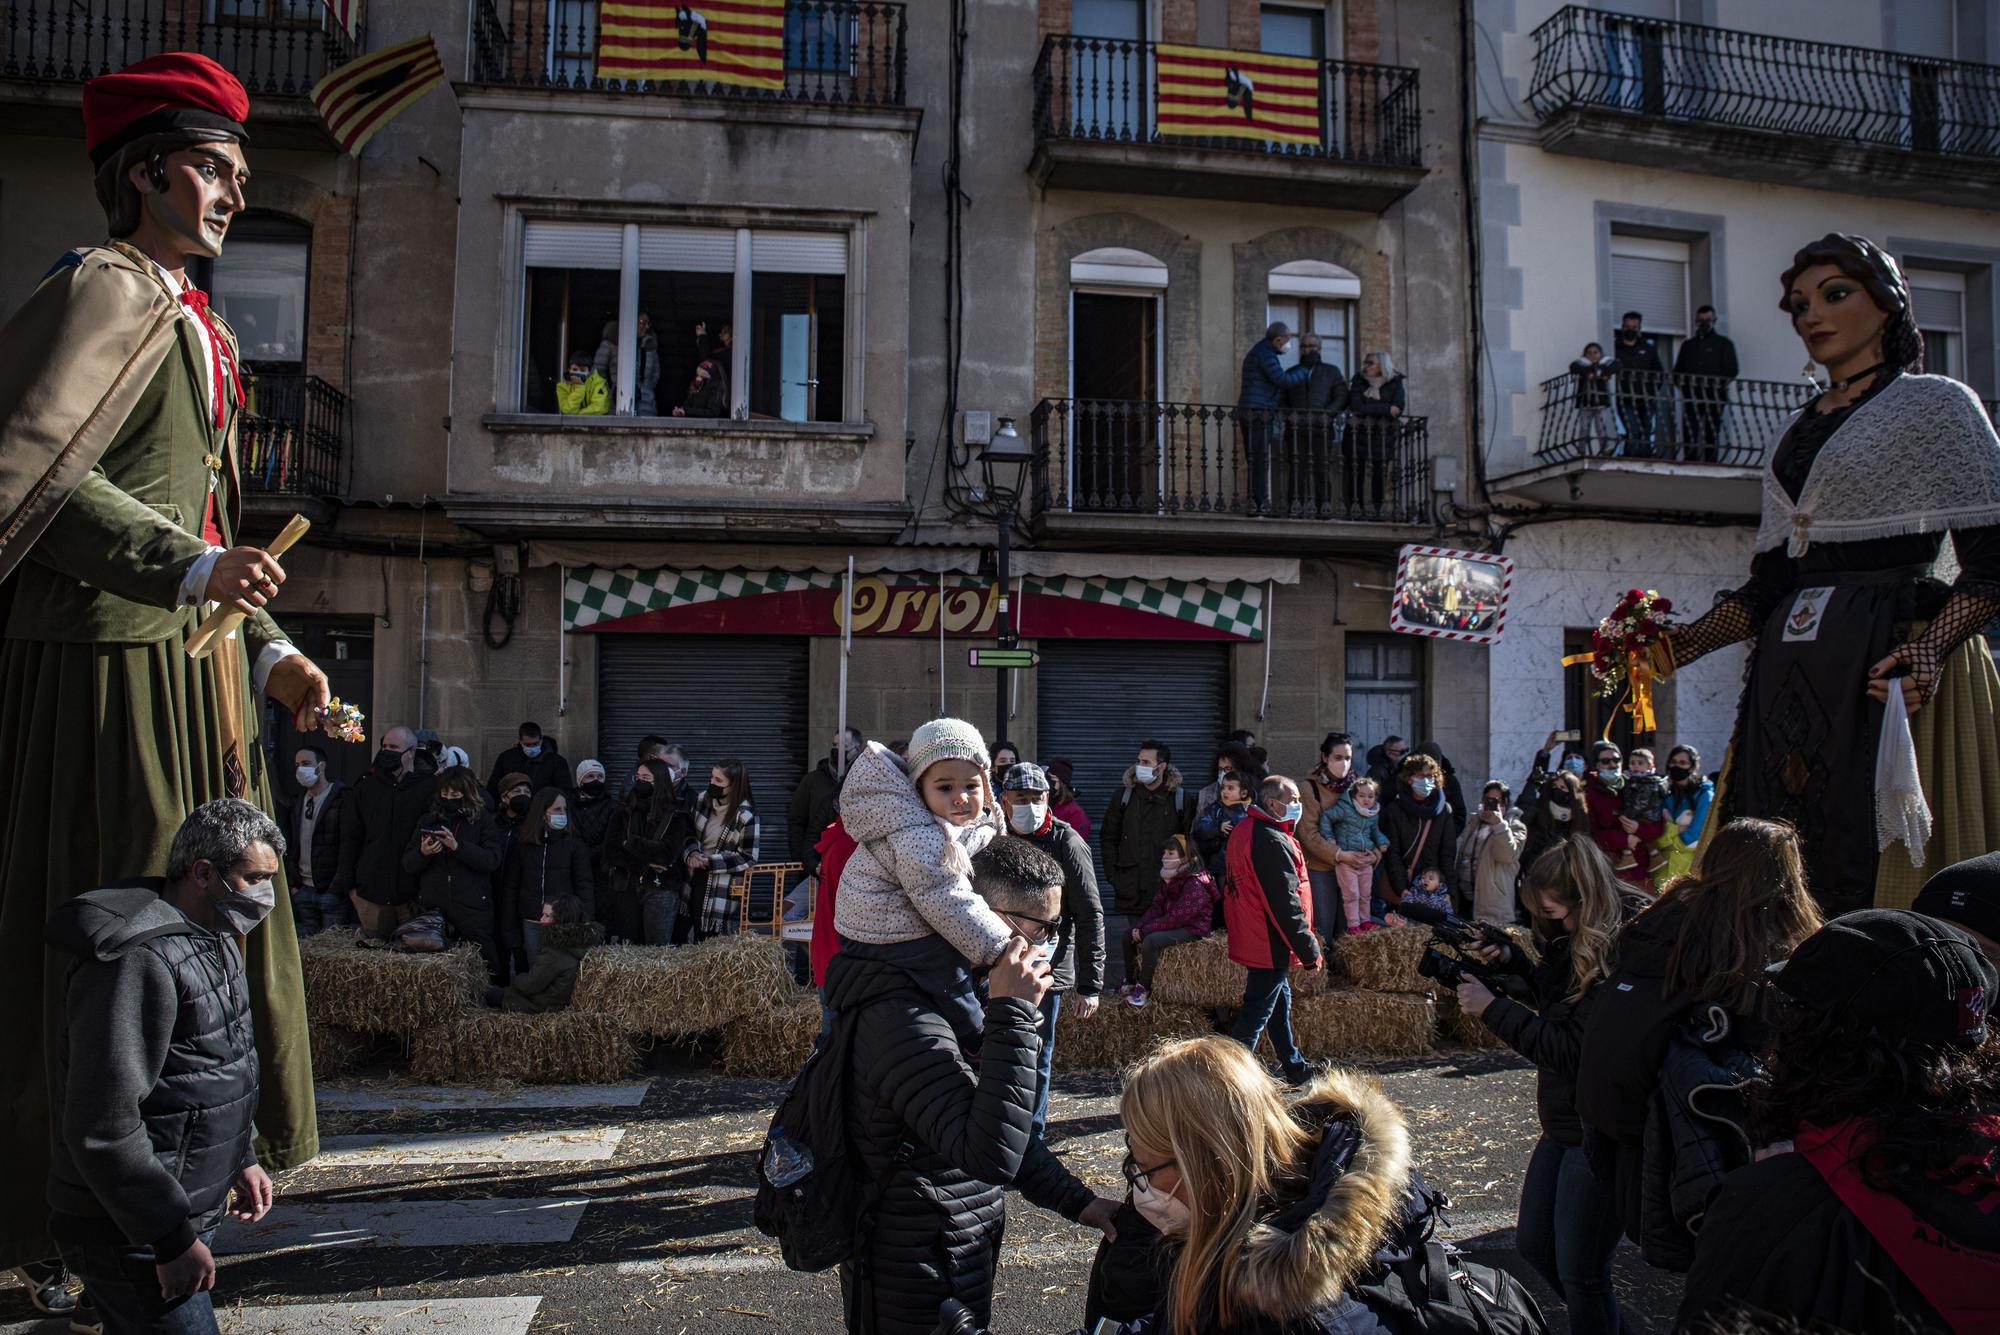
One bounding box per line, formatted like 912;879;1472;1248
2;1044;1685;1334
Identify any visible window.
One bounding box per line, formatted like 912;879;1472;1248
1260;3;1334;60
787;2;853;71
1909;267;1967;381
1267;259;1359;375
546;0;597;83
1344;633;1423;754
212;0;319;23
1070;0;1147;139
1609;232;1690;361
517;219;851;422
209;215;310;369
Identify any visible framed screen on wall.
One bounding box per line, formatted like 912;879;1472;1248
1389;545;1513;646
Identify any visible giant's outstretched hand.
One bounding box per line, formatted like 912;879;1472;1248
265;653;332;730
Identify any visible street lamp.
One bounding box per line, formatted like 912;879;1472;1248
979;417;1032;746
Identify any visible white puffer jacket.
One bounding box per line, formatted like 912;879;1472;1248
832;742;1012;966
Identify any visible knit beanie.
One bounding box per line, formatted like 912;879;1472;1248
905;717;989;782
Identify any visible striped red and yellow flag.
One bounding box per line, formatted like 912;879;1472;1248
319;0;359;41
311;33;446;156
1155;44;1322;148
598;0;786;90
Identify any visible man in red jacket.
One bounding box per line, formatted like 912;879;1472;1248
1224;776;1323;1084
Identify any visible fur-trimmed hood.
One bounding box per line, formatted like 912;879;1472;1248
1122;762;1187;795
1226;1067;1416;1324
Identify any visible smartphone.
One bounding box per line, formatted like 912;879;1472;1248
1554;729;1582;743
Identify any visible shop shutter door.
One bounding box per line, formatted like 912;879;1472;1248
596;635;811;864
1035;640;1231;875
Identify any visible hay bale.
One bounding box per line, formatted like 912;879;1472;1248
1282;989;1437;1059
1053;1000;1212;1072
309;1023;372;1080
1148;933;1326;1008
299;930;487;1033
1329;925;1432;994
407;1009;636;1085
572;935;795;1038
1436;992;1512;1051
720;989;821;1078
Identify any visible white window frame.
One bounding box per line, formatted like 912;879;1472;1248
1258;0;1342;61
1066;247;1168;510
1609;232;1692;339
1908;266;1968;382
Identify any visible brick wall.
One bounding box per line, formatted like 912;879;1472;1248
1226;0;1258;50
305;193;353;391
1162;0;1198;43
1345;0;1380;63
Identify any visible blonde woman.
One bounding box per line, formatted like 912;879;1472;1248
1112;1036;1474;1334
1454;838;1642;1335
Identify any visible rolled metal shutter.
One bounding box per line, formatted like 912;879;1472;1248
596;635;812;864
1034;640;1231;872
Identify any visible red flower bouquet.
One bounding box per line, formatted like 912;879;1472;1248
1567;589;1676;730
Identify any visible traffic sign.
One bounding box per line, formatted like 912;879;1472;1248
969;646;1039;669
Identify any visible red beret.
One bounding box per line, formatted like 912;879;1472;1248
84;52;249;167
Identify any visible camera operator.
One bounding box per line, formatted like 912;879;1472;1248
1453;839;1643;1335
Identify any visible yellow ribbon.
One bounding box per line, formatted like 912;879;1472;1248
1558;649;1657;733
1560;651;1595;669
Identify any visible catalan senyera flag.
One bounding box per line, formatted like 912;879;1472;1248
598;0;786;90
320;0;359;41
1155;44;1323;148
311;33;446;156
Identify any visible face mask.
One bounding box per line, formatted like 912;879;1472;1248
1410;778;1436;799
1668;766;1693;783
631;780;656;801
212;874;276;936
1161;858;1183;880
1598;766;1621;781
1135;764;1157;785
1217;769;1231;785
1327;755;1351;778
1131;1180;1190;1234
1008;802;1046;834
412;749;439;776
521;743;542;758
1561;756;1586;776
1628;765;1653;778
295;765;319;787
508;793;531;815
706;783;727;803
1697;318;1715;332
1301;349;1320;365
1281;800;1303;824
580;780;607;798
548;812;569;831
1026;937;1057;971
375;747;404;773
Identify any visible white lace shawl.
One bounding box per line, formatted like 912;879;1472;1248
1755;374;2000;558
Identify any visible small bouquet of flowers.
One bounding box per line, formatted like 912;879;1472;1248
1565;589;1675;730
318;696;367;745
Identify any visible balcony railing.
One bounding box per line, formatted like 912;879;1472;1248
2;0;354;94
469;0;906;107
1032;35;1422;168
1528;5;2000;161
241;371;344;498
1536;370;1812;469
1030;399;1432;524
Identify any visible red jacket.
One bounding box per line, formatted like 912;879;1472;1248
1223;806;1319;970
1584;776;1664;889
809;818;857;987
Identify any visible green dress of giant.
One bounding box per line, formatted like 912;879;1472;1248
0;243;317;1265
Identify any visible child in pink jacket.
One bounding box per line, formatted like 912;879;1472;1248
1121;835;1217;1005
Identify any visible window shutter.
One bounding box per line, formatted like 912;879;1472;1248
1909;282;1964;332
637;226;737;273
1610;253;1689;335
522;220;623;269
750;230;848;275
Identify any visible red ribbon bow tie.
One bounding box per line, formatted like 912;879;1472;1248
178;287;244;430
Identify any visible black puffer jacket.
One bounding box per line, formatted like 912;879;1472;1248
825;936;1094;1335
404;813;507;921
335;765;438;905
571;789;621;884
1020;815;1106;996
1478;893;1646;1146
44;882;259;1261
497;829;596;948
1636;1005;1761;1272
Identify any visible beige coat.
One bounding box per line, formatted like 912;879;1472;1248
1295;766;1348;873
1456;808;1527;922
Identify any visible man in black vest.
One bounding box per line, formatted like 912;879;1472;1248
44;798;283;1334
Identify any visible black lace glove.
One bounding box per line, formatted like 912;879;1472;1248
1655;596;1761;677
1871;586;2000;710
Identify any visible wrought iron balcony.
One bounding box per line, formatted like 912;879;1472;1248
1527;6;2000;205
241;371;345;499
468;0;907;107
1535;369;1810;470
1;0;353;95
1029;398;1432;527
1028;34;1423;208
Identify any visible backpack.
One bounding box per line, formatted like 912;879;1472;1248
752;990;912;1273
1352;1190;1549;1335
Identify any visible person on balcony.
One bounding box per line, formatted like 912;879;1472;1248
1285;332;1348;518
555;354;609;416
592;312;661;416
1569;342;1617;455
1610;312;1664;457
1236;321;1313;517
675;358;728;418
1347;351;1406;519
1673;304;1739;463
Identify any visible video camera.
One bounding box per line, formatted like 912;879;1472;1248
1397;900;1532;1001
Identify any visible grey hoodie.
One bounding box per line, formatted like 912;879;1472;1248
831;742;1013;967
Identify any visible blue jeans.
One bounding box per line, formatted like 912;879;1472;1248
289;885;353;938
1030;991;1062;1140
1231;965;1304;1079
58;1227;219;1334
1306;868;1343;944
1516;1137;1632;1335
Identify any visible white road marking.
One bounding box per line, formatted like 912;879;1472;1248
316;1128;624;1165
215;1197;589;1254
315;1081;652;1112
216;1297;542;1333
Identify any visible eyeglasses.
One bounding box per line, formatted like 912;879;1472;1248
1005;911;1061;945
1122;1151;1177;1193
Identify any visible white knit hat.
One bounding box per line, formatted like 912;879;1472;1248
905;717;989;781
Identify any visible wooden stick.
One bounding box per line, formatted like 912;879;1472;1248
184;513;312;660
